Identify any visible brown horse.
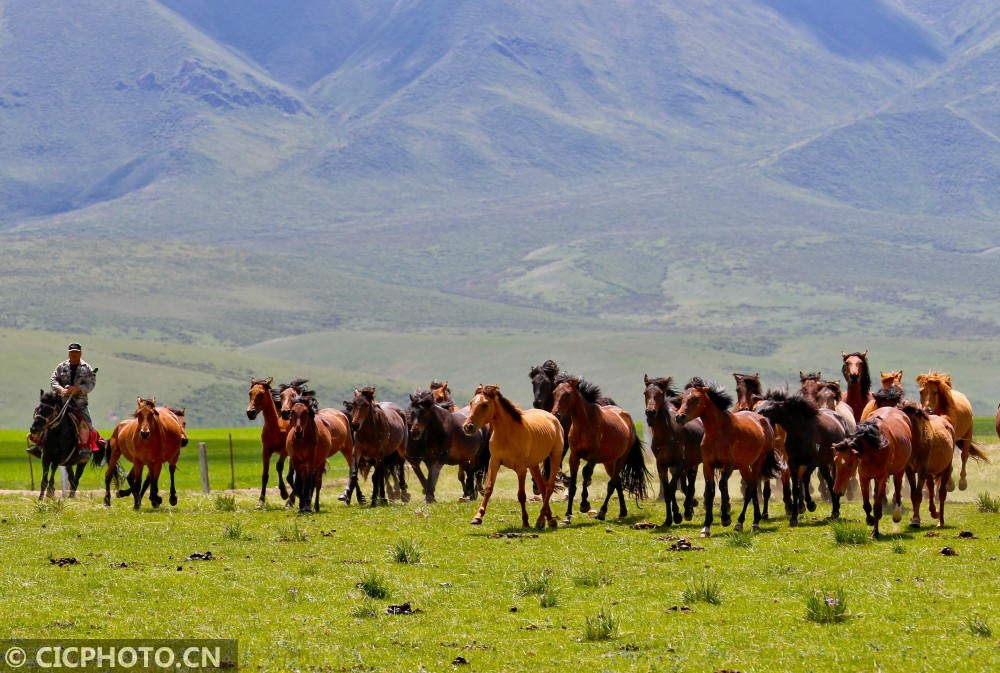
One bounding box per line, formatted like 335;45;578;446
861;371;903;420
462;385;562;528
429;380;458;412
348;387;409;506
644;375;702;526
285;395;342;513
553;376;651;523
246;377;293;507
916;371;987;491
104;397;184;510
116;405;189;503
675;378;783;537
832;406;912;538
995;401;1000;441
734;372;789;518
841;352;874;422
900;401;955;529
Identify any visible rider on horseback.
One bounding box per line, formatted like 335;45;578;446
27;343;104;461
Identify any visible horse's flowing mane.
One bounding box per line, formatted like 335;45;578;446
410;388;436;407
685;377;733;411
842;352;872;393
762;389;819;419
481;385;523;423
645;376;678;399
873;385;903;406
555;373;605;405
167;407;185;417
800;372;821;382
359;386;377;402
916;371;953;390
840;419;883;453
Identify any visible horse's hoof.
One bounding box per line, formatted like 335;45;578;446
561;518;572;525
422;498;436;505
734;522;744;532
470;517;483;526
169;496;178;507
866;515;875;525
683;512;693;522
946;477;955;492
798;503;805;514
807;501;817;512
595;511;607;521
255;501;264;510
761;513;769;520
673;513;682;525
909;519;920;529
700;528;711;538
103;497;111;507
721;516;732;527
548;518;558;529
784;504;794;515
401;492;411;503
789;518;798;527
580;502;591;513
959;477;968;491
337;492;347;501
892;507;902;524
751;523;760;532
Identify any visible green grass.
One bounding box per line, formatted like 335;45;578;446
583;609;620;641
830;520;872;545
805;588;850;624
681;576;723;606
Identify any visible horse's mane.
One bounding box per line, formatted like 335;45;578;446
685;377;733;411
529;360;560;380
279;378;310;392
167;407;185;417
130;397;157;418
800;372;821;382
410;388;436;407
482;385;523;423
842;352;872;393
840;419;883;453
817;380;842;402
555;373;605;405
900;400;929;421
873;385;903;406
358;386;377;402
916;371;953;390
762;389;819;419
293;394;318;414
429;380;450;393
646;376;678;398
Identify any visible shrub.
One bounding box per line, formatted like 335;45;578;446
214;494;236;512
583;609;619;641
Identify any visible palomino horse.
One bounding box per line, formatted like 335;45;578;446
900;401;955;529
753;390;847;525
675;378;783;537
29;389;108;499
285;395;349;513
105;397;184;510
462;385;562;528
734;372;788;518
841;352;874;423
861;371;903;420
407;389;489;503
348;387;409;506
832;406;912;538
643;375;703;526
247;377;294;507
916;371;987;491
553;376;651;523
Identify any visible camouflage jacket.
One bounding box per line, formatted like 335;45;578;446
50;359;97;408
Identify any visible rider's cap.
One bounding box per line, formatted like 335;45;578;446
67;343;82;352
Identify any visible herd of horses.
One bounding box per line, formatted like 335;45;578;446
27;351;996;539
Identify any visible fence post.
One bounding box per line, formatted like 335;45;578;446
198;442;210;494
229;433;235;491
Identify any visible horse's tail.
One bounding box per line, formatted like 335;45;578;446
619;436;653;502
91;435;111;470
761;445;788;480
968;440;990;463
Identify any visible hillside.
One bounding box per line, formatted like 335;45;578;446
0;1;998;425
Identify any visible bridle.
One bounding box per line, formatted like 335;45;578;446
32;396;73;435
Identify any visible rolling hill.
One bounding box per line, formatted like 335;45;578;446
0;0;998;425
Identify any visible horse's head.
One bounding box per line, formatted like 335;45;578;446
832;420;884;494
247;377;273;420
841;351;869;386
643;375;676;422
880;370;903;388
408;389;436;440
900;400;930;424
873;385;903;409
351;387;377;430
750;389;787;422
168;407;189;447
551;377;581;421
288;395;316;440
133;396;159;440
732;372;761;412
799;372;821;399
277;378;310;421
429;380;454;411
815;380;842;410
30;389;62;436
916;372;950;411
464;384;495;435
676;378;730;424
529;360;559;410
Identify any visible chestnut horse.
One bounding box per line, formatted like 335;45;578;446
553;376;651;523
900;401;955;529
285;395;352;513
407;388;489;503
734;372;788;518
832;406;912;538
841;352;874;423
116;406;189;503
916;371;987;491
753;390;847;525
861;371;903;420
105;397;184;510
247;377;294;506
429;380;458;412
462;385;562;528
281;384;357;505
348;387;409;506
675;378;783;537
643;375;702;526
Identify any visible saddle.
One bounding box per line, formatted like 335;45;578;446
68;409;104;456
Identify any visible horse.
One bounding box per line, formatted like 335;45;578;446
553;376;651;523
995;401;1000;440
841;352;874;422
675;378;783;537
861;371;903;420
832;406;912;538
284;395;342;513
246;377;295;507
29;389;108;499
407;389;489;503
462;385;562;528
643;375;703;526
734;372;788;518
104;397;184;510
115;405;188;503
348;387;409;506
429;380;458;412
281;384;357;505
753;390;847;525
916;371;988;491
900;401;955;529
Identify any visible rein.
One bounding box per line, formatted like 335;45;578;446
34;396;74;433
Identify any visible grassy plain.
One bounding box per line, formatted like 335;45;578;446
0;430;999;672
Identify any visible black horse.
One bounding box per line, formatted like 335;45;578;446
406;389;490;503
29;390;107;499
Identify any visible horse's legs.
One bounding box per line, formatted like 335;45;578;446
802;466;818;512
700;463;716;538
788;463;801;527
258;450;272;506
683;468;698;521
148;463;163;508
891;473;904;524
817;463;840;519
397;457;409;502
761;478;771;520
907;468;922;528
616;476;627;519
562;454;581;525
379;460;389;505
580;459;597;513
719;467;733;527
275;453;289;501
516;469;530;528
69;464;85;497
957;434;970;491
528;464;549;529
861;478;874;525
299;472;315;514
131;465;145;510
595;471;620;521
369;463;381;508
409;461;429;501
735;472;754;532
659;472;674;526
937;467;950;527
39;459;51;500
872;477;888;538
425;462;444;504
781;468;794;515
313;473;322;513
471;456;501;525
167;464;178;506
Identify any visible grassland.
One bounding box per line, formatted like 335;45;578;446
1;436;999;672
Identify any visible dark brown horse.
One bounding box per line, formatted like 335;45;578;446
841;352;874;423
643;375;702;526
734;372;788;518
407;388;489;503
348;387;409;506
753;390;847;525
246;377;294;507
553;375;651;523
675;378;784;537
285;394;352;513
833;406;912;538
